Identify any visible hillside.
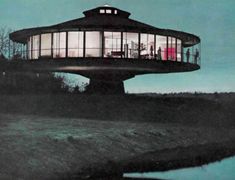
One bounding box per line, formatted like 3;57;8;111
0;93;234;179
0;93;234;127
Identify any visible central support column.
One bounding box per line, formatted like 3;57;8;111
86;78;125;94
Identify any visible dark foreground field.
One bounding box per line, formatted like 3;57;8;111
0;93;235;179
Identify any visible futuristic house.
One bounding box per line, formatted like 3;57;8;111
9;5;201;93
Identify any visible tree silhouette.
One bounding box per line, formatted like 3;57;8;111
0;27;23;60
0;26;88;94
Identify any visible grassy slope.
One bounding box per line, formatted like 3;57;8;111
0;93;234;127
0;93;235;179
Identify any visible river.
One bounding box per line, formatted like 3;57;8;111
124;156;235;180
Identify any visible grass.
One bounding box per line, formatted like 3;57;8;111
0;93;234;127
0;92;235;179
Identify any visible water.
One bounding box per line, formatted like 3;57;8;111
124;156;235;180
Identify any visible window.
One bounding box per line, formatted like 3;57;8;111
194;44;200;64
186;44;200;64
27;37;32;59
140;34;154;59
177;39;182;62
123;32;139;59
53;32;66;58
155;35;167;60
104;32;121;58
85;31;102;57
41;33;52;57
32;35;40;59
168;37;176;61
100;9;105;14
106;9;112;14
114;10;118;14
68;31;84;57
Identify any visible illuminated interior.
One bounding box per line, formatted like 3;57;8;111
104;32;121;58
41;33;51;57
68;32;84;57
53;32;66;58
26;31;199;63
140;34;154;59
85;31;102;57
168;37;176;61
177;39;182;61
32;35;39;60
155;35;167;60
123;32;139;59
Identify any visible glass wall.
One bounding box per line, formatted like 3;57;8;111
27;38;32;59
168;37;176;61
41;33;52;57
53;32;66;58
32;35;40;59
191;44;200;64
156;35;167;60
104;32;122;58
140;34;154;59
177;39;182;62
195;45;201;64
123;32;139;59
85;31;102;57
68;31;84;57
25;31;199;64
184;46;198;64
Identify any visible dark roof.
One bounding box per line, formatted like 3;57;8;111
10;6;200;47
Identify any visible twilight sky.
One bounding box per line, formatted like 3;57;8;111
0;0;234;93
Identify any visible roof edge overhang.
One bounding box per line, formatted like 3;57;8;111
10;13;200;47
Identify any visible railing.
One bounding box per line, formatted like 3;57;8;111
182;52;201;66
11;49;201;66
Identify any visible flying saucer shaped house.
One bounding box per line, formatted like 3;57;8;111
10;6;201;93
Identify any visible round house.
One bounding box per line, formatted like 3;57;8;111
10;5;201;93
